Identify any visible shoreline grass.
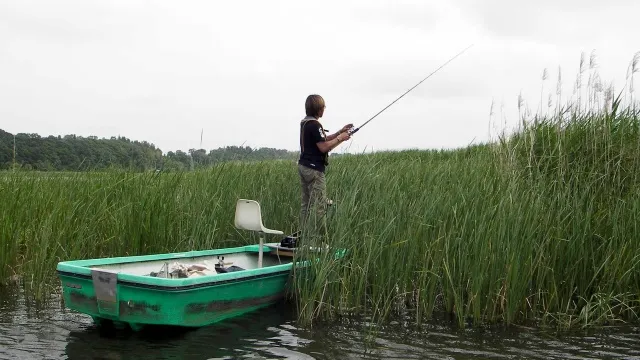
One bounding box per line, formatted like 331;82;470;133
1;52;639;330
290;52;640;330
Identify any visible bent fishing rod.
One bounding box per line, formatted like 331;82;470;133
348;43;474;135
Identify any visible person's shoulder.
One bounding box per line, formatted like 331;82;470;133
302;119;321;131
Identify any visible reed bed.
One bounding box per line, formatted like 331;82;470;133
1;53;639;330
0;163;300;298
292;106;640;330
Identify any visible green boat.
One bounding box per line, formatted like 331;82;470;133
56;199;330;331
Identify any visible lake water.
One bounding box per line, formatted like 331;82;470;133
1;287;639;360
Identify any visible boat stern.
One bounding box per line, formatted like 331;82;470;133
57;262;121;321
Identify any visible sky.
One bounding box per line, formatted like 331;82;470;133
1;0;639;154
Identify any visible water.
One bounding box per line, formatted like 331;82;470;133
1;287;639;360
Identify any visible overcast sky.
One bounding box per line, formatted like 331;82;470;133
1;0;638;154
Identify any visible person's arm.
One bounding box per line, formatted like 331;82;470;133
325;131;342;141
316;134;347;153
305;122;351;154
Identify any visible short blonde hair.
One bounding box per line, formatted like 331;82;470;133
305;95;325;118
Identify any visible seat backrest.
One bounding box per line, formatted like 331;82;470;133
234;199;264;232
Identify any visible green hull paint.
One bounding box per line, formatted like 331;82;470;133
57;245;295;330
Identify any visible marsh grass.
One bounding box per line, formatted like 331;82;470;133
290;52;640;330
0;162;301;298
1;52;639;330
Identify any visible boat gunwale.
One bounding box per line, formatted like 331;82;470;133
57;268;293;291
56;244;298;288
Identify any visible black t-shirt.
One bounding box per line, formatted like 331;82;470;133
298;117;327;172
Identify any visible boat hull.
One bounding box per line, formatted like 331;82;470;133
57;245;293;330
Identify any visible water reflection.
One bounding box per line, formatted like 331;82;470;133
64;302;316;360
0;287;639;360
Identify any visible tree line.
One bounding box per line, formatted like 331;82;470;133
0;129;299;171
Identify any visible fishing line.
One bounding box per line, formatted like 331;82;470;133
348;43;474;135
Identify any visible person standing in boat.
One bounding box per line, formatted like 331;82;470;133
298;94;353;241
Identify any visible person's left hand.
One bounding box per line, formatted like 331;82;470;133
340;124;354;133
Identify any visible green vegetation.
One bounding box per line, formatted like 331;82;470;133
0;162;299;297
292;107;640;330
292;51;640;330
1;51;639;330
0;130;298;171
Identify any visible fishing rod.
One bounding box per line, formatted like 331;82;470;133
348;43;474;135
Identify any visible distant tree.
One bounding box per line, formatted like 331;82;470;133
0;129;298;172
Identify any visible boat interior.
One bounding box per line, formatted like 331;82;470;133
91;248;293;278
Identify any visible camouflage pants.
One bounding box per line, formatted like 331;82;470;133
298;164;328;240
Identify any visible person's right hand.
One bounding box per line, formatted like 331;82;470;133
338;132;351;142
339;124;354;133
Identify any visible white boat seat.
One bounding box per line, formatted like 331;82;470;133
234;199;284;235
234;199;284;268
